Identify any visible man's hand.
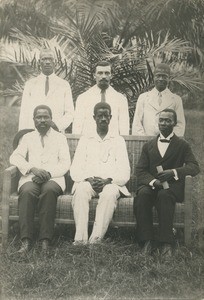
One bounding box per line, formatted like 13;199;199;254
85;177;112;193
30;167;51;182
157;169;174;183
153;179;163;189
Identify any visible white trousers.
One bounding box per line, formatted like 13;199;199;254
72;182;120;243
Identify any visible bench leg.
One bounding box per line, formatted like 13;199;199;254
184;176;193;247
1;201;9;251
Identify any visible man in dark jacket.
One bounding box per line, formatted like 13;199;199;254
134;108;200;257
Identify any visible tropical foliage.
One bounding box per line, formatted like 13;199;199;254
0;0;204;115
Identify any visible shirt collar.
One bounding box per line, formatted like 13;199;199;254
40;72;55;79
95;84;111;93
153;87;169;96
88;129;116;141
159;132;174;141
35;127;52;137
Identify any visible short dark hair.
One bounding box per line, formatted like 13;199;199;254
160;108;177;124
93;102;112;116
33;105;52;118
94;60;112;72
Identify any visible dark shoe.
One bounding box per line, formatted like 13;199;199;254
160;243;173;259
18;238;32;255
142;240;152;255
41;239;50;256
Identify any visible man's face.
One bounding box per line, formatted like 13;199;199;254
40;51;55;76
158;111;176;136
94;65;112;90
154;72;169;92
34;109;52;135
94;108;112;131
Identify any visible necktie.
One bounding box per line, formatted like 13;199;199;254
159;139;171;143
101;89;106;102
45;76;49;96
158;92;162;106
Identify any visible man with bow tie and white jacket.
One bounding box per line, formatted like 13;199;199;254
132;63;185;136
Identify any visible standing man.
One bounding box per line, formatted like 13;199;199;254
134;109;199;257
70;102;130;245
72;61;130;136
10;105;71;254
19;48;74;133
132;63;185;136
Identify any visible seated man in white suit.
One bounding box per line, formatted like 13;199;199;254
70;102;130;245
10;105;71;255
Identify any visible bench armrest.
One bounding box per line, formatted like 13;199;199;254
1;166;19;249
2;166;19;197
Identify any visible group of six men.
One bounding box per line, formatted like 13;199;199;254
10;49;199;257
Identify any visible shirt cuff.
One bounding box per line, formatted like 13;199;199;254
173;169;179;180
149;179;157;189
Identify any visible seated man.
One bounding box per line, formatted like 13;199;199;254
70;102;130;244
10;105;71;255
134;108;200;257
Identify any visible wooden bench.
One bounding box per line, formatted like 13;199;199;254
0;134;193;249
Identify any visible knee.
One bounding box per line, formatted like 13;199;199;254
41;181;62;196
157;189;175;202
74;181;92;195
19;183;37;198
101;184;120;199
135;186;153;208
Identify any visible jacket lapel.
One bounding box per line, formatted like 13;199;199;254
161;134;178;160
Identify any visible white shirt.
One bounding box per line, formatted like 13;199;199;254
132;87;185;136
157;132;174;157
10;128;71;191
149;132;178;187
72;84;130;136
18;73;74;133
70;132;130;196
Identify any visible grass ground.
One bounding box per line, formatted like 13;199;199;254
0;106;204;300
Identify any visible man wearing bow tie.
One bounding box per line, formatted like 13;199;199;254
132;63;185;136
134;109;199;257
18;49;74;133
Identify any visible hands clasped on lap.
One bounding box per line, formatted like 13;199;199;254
31;167;51;184
85;177;112;193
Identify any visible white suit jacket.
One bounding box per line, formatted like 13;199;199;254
72;84;130;136
19;73;74;133
132;87;185;136
70;132;130;196
10;128;71;191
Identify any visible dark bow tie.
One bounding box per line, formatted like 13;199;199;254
159;139;171;143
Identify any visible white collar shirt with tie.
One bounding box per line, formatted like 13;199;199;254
18;73;74;133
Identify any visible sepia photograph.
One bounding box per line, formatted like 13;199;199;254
0;0;203;299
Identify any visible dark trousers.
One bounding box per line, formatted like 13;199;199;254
134;186;176;244
18;181;62;241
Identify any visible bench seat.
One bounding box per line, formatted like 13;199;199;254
0;135;193;249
